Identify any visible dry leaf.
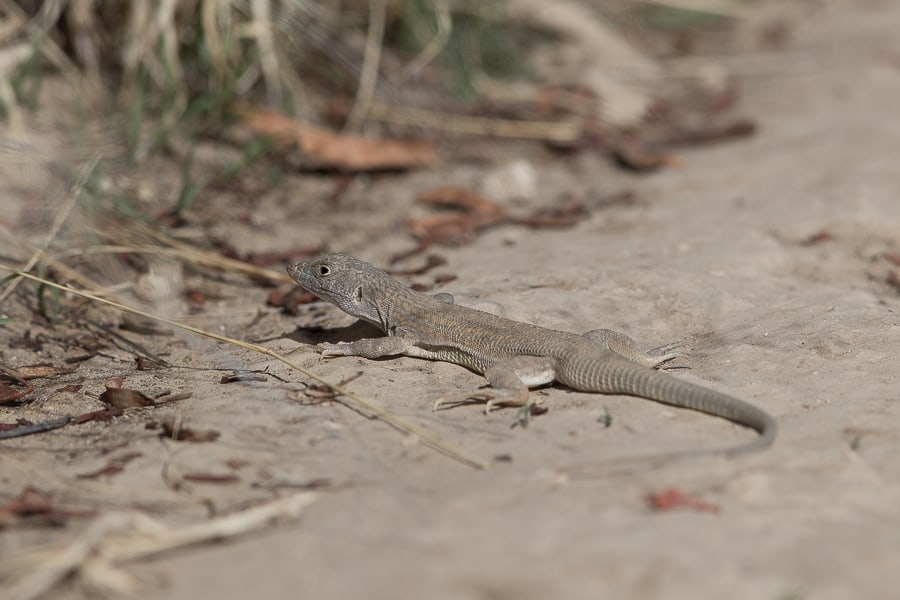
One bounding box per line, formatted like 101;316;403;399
76;453;142;479
0;365;34;404
15;364;78;379
100;387;154;408
647;487;720;513
410;187;506;244
235;102;436;171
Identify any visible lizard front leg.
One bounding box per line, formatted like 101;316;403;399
318;335;415;359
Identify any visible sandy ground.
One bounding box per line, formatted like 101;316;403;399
2;1;900;598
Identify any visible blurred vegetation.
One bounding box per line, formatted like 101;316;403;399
2;0;743;162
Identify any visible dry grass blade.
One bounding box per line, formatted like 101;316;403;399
0;266;488;471
343;0;386;131
93;221;293;284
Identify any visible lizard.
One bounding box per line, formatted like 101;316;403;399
287;253;776;455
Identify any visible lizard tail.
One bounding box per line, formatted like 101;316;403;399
561;354;777;455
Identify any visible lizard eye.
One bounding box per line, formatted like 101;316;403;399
317;265;331;277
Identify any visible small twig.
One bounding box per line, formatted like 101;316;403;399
0;417;71;440
85;319;171;368
368;102;584;142
0;266;488;471
99;222;293;284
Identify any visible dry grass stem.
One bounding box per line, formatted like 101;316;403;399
343;0;387;131
398;0;452;82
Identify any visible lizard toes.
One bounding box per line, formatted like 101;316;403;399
316;342;347;356
433;388;496;412
645;341;687;368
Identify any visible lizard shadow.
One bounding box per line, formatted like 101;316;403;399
285;320;384;347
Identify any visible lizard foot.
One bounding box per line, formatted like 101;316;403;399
646;340;686;369
432;389;534;414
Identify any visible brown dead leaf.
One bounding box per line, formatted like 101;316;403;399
100;386;154;408
647;487;720;514
411;187;506;244
410;186;591;245
0;418;32;431
15;363;78;379
234;102;436;171
76;452;142;479
72;407;124;424
0;365;34;404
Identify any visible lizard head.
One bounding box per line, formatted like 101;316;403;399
287;253;402;328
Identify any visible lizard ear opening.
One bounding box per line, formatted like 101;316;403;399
354;286;363;303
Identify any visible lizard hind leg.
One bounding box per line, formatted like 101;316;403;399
432;356;555;414
582;328;682;369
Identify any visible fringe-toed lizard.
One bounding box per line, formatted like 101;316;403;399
287;253;776;455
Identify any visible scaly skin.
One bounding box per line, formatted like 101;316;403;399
288;253;776;455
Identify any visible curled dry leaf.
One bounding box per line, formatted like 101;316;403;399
234;102;436;171
100;384;154;409
411;187;506;244
0;364;34;404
